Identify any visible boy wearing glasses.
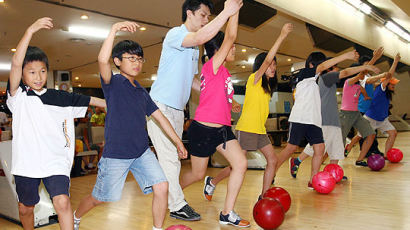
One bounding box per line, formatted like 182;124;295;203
73;21;188;230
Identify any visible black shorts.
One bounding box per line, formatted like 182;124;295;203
188;120;236;157
14;175;70;206
287;122;324;146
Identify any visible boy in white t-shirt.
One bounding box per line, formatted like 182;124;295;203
7;18;105;230
275;51;350;188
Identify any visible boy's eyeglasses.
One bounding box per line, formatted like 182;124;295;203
122;56;146;63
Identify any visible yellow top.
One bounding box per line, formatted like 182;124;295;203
235;73;271;134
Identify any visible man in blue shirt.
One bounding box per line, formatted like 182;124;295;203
147;0;243;221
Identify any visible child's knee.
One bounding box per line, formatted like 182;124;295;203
53;195;71;212
18;203;34;216
153;181;168;196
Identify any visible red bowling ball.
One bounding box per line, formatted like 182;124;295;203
253;198;285;230
323;164;344;182
387;148;403;163
262;187;291;213
312;171;336;194
166;225;192;230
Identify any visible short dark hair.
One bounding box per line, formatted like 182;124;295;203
253;52;277;96
359;55;371;65
182;0;213;22
201;31;224;64
305;51;326;68
23;46;49;70
112;40;144;69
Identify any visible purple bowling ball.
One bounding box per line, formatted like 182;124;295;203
368;154;385;171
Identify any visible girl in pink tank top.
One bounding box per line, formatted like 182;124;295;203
179;13;251;227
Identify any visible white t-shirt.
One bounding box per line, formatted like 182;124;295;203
289;74;322;127
7;84;90;178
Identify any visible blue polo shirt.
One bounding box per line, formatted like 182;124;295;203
150;24;199;110
358;83;374;113
101;73;158;159
365;85;389;121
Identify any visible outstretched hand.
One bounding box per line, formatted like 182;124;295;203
112;21;140;33
372;47;384;60
27;17;53;34
224;0;243;17
280;23;293;37
346;50;359;62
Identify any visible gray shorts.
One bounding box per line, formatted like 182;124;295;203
235;130;271;151
340;110;375;145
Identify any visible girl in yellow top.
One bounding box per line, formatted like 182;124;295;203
203;23;293;200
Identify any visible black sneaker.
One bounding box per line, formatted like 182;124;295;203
355;160;368;167
219;211;250;227
170;204;201;221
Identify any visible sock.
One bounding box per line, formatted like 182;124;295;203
152;227;162;230
295;157;301;165
73;211;81;220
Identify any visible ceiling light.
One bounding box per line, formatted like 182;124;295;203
241;49;247;53
287;58;291;62
80;14;89;20
0;0;4;3
247;56;255;64
344;0;371;15
0;63;11;71
241;65;246;69
11;48;16;52
67;26;109;39
385;21;410;42
78;84;82;87
139;27;146;31
75;77;79;80
151;74;157;81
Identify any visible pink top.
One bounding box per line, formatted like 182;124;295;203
194;58;234;126
341;79;361;111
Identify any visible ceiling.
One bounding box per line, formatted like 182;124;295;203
0;0;408;89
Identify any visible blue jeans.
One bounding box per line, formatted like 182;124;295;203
92;148;167;202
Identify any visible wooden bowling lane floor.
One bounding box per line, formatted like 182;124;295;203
1;131;409;230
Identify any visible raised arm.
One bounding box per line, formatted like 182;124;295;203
388;53;401;75
381;72;392;89
182;0;242;47
151;110;188;159
365;72;387;84
316;50;359;74
212;12;239;74
89;97;107;108
339;65;380;79
254;23;293;84
347;64;380;85
355;47;384;79
98;21;139;84
367;47;384;66
9;17;53;96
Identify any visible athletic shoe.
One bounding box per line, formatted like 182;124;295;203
289;157;299;178
203;176;215;201
355;160;368;167
344;145;350;157
170;204;201;221
341;176;348;181
219;211;250;228
74;213;80;230
308;182;314;190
